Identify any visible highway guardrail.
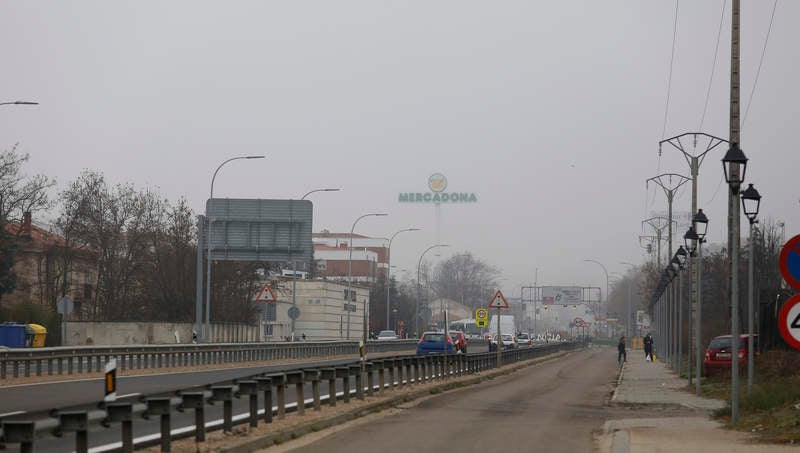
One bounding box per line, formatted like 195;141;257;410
0;341;575;452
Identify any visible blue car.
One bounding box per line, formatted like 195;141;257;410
416;331;455;355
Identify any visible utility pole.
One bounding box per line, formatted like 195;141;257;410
647;173;691;262
642;217;673;267
660;133;727;390
727;0;742;424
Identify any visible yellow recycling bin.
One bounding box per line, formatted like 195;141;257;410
27;324;47;348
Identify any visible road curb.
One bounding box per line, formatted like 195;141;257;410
219;350;573;452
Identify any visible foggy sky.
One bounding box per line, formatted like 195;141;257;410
2;1;798;300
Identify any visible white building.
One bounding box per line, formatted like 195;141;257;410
259;279;370;341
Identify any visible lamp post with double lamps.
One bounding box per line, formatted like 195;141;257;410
288;188;340;340
385;228;420;331
722;143;748;423
346;213;387;340
741;183;761;396
205;155;265;342
416;244;450;338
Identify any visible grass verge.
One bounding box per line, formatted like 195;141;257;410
702;350;800;444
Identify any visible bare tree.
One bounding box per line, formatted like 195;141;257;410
431;252;501;310
0;145;55;303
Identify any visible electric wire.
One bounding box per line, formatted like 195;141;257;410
699;0;727;130
649;1;680;218
742;0;779;128
705;0;779;206
661;0;679;140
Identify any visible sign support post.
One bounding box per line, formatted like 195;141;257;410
488;290;509;367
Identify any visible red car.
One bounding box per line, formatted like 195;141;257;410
703;334;758;375
448;331;468;353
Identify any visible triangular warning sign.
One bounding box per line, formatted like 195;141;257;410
488;290;509;309
255;284;276;302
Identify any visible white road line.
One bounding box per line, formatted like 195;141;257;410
116;393;140;399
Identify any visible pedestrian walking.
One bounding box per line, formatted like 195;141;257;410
617;336;627;365
643;333;654;362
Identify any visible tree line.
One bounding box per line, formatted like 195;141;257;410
608;219;793;350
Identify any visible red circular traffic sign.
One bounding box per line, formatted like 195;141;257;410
779;234;800;290
778;294;800;350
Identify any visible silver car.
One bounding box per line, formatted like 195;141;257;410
376;330;399;340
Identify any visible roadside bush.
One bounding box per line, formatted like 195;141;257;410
741;376;800;411
757;350;800;378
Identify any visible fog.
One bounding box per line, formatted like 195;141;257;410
2;1;797;298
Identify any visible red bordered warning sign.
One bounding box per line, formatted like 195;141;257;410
778;294;800;350
255;284;276;302
488;290;509;309
779;234;800;290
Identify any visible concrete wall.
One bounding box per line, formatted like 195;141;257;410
64;321;259;345
263;279;369;341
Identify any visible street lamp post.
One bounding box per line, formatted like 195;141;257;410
205;155;265;342
686;209;708;394
584;259;609;335
416;244;450;338
386;228;420;331
741;183;761;396
723;143;748;423
347;213;387;340
289;188;340;340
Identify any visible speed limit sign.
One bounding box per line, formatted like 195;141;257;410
475;308;489;328
778;294;800;350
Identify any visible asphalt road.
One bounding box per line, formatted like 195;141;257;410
283;347;617;453
1;357;369;453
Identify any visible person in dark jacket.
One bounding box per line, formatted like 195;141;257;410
617;336;627;365
643;333;654;361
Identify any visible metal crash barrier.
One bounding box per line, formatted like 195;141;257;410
0;341;575;452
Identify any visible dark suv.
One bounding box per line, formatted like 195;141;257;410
703;334;758;375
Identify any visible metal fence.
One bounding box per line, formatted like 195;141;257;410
0;340;437;380
0;341;576;452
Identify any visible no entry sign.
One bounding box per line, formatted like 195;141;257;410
778;294;800;350
779;234;800;290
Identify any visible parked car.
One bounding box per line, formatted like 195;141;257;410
416;332;455;355
448;330;468;353
516;332;532;346
376;330;399;340
703;334;758;375
488;333;517;352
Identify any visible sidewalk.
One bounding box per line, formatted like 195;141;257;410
599;351;796;452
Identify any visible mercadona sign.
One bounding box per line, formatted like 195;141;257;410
398;173;478;204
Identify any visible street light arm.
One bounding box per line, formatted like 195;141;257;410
386;227;420;330
301;188;341;200
0;101;39;106
210;155;265;199
415;244;450;336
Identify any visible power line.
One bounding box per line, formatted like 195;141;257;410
661;0;680;140
703;1;778;207
742;0;779;128
699;0;727;130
